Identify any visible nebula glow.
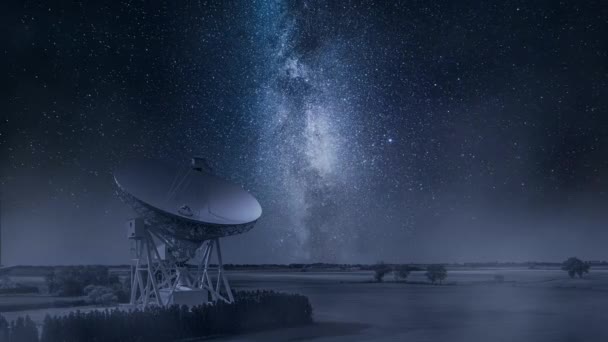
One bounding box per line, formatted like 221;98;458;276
253;2;356;260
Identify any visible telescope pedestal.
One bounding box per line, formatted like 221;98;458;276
128;225;234;308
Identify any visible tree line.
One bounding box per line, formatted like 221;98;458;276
372;257;594;284
0;290;312;342
372;262;448;284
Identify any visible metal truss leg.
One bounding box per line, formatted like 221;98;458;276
129;230;177;308
197;238;234;303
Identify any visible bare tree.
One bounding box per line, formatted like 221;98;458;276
425;264;447;284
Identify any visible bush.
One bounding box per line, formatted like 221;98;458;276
372;262;392;282
84;285;118;305
425;264;448;284
45;266;121;297
38;290;312;342
561;257;590;278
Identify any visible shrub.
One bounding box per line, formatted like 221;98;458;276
561;257;590;278
425;264;448;284
84;285;119;305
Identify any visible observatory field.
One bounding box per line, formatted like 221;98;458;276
2;268;608;341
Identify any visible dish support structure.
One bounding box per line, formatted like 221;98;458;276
127;219;234;308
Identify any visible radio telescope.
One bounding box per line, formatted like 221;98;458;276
114;157;262;307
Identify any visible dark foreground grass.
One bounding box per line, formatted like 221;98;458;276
0;290;313;342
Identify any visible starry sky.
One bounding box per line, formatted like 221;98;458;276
2;0;607;265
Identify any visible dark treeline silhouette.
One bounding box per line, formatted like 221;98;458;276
3;261;607;280
0;291;312;342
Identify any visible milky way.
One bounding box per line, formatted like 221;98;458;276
251;2;363;261
2;1;607;264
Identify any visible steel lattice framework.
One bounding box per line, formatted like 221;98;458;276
128;229;234;307
117;190;247;307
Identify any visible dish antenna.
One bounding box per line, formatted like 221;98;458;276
114;158;261;307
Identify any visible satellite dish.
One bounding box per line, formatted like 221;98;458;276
114;158;262;307
114;158;262;242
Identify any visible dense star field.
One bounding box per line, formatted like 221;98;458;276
2;1;607;264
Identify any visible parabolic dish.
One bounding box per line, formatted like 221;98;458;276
114;158;262;242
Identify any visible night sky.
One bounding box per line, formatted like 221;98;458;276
2;1;607;265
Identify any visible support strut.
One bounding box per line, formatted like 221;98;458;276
128;224;234;308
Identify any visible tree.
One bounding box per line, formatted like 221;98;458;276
372;262;392;282
561;257;590;278
393;265;411;281
9;316;38;342
0;315;9;342
425;264;447;284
